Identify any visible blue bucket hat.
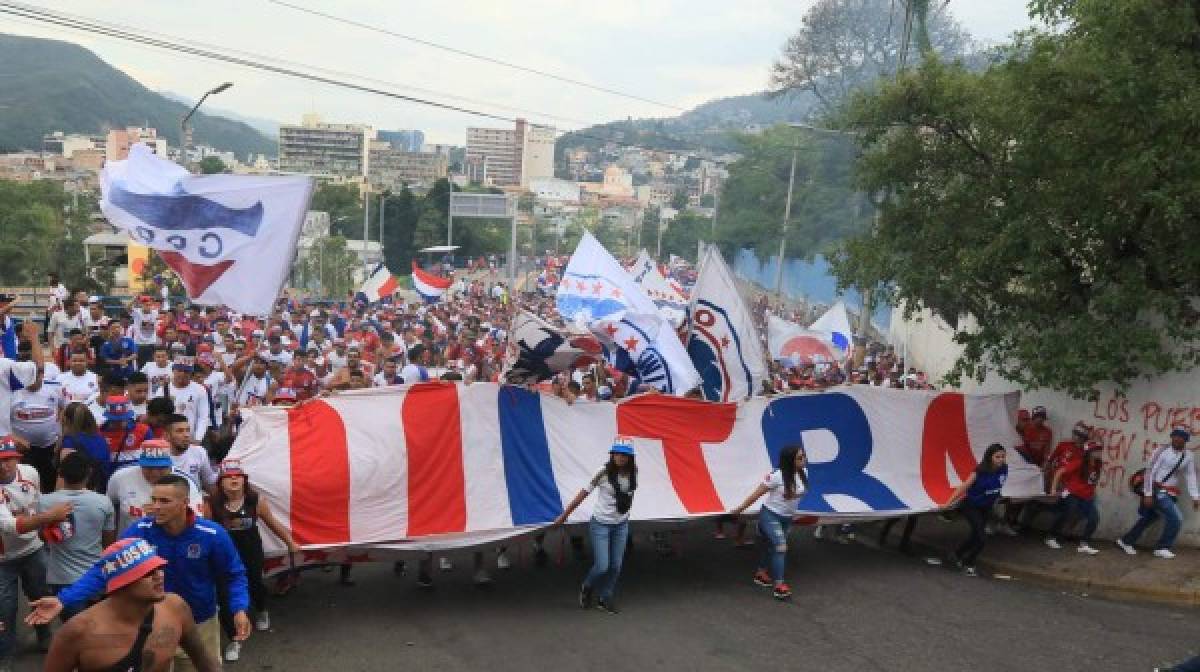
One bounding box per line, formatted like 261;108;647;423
1170;428;1190;442
610;436;635;457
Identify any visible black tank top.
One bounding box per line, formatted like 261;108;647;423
217;491;261;547
105;608;155;672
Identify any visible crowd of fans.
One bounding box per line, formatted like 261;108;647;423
0;262;1194;670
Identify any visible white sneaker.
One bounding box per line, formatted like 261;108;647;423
439;557;453;572
224;641;242;662
1115;538;1137;556
473;569;493;585
1153;548;1176;559
1077;543;1099;555
1045;537;1062;550
997;522;1019;537
255;611;270;631
813;526;824;540
496;550;511;570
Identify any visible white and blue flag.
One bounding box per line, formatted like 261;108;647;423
100;144;313;314
629;249;687;328
809;300;855;353
686;244;765;402
559;233;698;394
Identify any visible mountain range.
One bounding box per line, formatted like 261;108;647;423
0;33;276;158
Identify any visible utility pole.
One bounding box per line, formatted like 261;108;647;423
378;191;386;265
362;188;370;275
773;148;798;298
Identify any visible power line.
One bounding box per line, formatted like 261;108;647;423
264;0;686;112
0;2;730;161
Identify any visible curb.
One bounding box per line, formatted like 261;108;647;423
855;525;1199;608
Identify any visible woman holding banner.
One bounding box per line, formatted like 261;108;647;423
553;437;638;614
945;443;1009;577
728;444;809;601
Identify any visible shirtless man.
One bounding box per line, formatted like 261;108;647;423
39;538;220;671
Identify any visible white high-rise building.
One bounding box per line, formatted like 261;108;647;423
466;118;555;187
279;113;372;178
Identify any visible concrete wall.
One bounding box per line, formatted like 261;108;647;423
892;306;1200;547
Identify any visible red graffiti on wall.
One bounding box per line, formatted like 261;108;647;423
1084;390;1200;495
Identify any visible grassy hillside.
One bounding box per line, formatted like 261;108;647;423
0;33;275;157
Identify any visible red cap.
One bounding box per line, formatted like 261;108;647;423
0;435;20;459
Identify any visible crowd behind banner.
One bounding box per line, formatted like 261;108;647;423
0;252;1195;670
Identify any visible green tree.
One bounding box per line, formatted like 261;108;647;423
712;125;870;262
309;182;364;238
0;180;104;291
669;189;689;212
381;186;419;269
659;212;706;262
640;206;661;255
831;0;1200;397
198;156;227;174
297;235;359;298
769;0;971;117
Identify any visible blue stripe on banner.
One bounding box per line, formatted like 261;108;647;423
497;386;563;525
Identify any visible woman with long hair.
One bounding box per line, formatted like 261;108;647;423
553;437;638;614
58;402;110;491
211;460;300;662
729;444;809;600
945;443;1009;576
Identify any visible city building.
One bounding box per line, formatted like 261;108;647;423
465;118;556;187
42;132;103;158
105;127;167;162
636;183;676;208
520;122;555;188
279;113;372;178
528;177;580;203
600;164;634;198
465;125;518;186
377;129;425;153
367;141;448;190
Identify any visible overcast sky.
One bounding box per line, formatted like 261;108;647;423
4;1;1036;144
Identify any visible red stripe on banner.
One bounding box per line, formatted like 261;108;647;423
921;393;978;505
288;401;350;545
617;395;737;514
403;383;466;536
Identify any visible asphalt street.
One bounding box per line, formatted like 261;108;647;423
12;522;1200;671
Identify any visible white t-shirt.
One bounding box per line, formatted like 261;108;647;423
106;465;204;533
203;371;233;427
10;378;63;447
0;358;39;436
47;310;83;350
235;373;271;408
262;348;293;367
131;308;160;346
166;382;211;441
56;370;100;406
141;362;173;397
0;464;44;561
401;364;429;384
171;445;217;490
373;372;402;387
761;469;806;517
584;469;633;525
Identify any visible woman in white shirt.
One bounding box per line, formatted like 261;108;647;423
729;444;809;600
553;437;638;614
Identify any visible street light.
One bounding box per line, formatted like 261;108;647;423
180;82;233;167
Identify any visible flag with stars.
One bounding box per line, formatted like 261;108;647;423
686;244;766;402
591;312;699;395
556;232;658;324
629;249;688;327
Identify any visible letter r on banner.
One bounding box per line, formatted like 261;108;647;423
761;394;905;513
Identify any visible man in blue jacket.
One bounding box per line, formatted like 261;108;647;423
27;474;251;671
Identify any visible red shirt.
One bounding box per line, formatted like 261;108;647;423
1021;425;1054;467
1061;453;1102;500
1047;440;1083;476
280;368;319;401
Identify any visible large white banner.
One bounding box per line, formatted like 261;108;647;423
229;383;1040;556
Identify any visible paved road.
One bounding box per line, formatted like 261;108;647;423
13;522;1200;671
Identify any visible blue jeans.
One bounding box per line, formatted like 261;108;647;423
757;508;793;584
0;548;51;660
583;519;629;601
1121;491;1183;550
1049;495;1099;542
